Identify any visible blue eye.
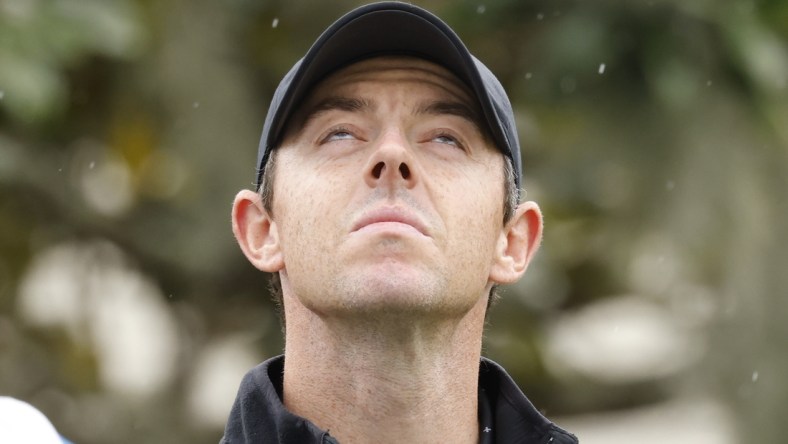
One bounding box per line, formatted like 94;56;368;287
433;134;460;147
319;127;357;144
326;130;355;141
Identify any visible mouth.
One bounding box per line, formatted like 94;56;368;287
351;207;429;237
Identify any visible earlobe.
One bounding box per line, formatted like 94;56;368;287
231;190;285;272
489;201;543;284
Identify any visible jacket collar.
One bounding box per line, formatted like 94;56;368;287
221;355;577;444
477;358;577;444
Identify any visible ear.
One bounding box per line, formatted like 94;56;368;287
489;201;543;284
231;189;285;272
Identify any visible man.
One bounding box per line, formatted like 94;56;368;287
223;2;578;443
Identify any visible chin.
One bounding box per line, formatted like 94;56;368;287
328;266;475;320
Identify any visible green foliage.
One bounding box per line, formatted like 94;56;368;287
1;1;786;443
0;0;146;124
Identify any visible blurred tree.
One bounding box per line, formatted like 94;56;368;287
1;0;786;443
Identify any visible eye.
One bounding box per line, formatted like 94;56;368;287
429;131;465;151
433;134;459;146
327;131;354;141
320;126;358;144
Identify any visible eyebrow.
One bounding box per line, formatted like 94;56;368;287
291;96;488;139
297;96;373;130
414;100;486;133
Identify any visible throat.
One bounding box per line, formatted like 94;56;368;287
281;298;487;444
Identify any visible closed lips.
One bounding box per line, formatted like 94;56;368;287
351;208;429;236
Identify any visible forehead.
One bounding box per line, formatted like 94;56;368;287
302;56;478;109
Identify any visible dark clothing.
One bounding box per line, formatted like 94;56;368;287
221;355;578;444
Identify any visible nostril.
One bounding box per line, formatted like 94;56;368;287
372;162;385;178
399;163;410;179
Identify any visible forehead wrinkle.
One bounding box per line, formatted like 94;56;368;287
334;67;474;107
323;74;480;126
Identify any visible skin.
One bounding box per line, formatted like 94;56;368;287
232;56;543;444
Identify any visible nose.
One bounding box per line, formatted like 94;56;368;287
363;130;418;190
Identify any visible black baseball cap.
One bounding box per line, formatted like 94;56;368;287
255;1;522;194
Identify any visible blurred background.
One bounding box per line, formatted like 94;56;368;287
1;0;786;443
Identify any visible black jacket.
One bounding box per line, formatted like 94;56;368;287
221;355;578;444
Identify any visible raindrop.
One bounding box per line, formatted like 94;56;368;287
476;5;486;14
89;161;96;170
536;13;544;20
525;72;533;80
706;80;713;87
598;63;606;74
666;180;675;191
0;90;4;100
752;371;759;382
193;102;200;109
272;17;279;28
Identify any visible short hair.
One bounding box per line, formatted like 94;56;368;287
258;149;520;331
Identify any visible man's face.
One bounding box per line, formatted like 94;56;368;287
271;56;509;320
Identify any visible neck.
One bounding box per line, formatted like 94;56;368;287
281;291;488;444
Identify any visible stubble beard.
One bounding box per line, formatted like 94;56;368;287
313;262;482;328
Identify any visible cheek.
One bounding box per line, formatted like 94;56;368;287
446;168;505;255
457;163;504;221
273;166;349;253
444;182;502;246
277;186;319;245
